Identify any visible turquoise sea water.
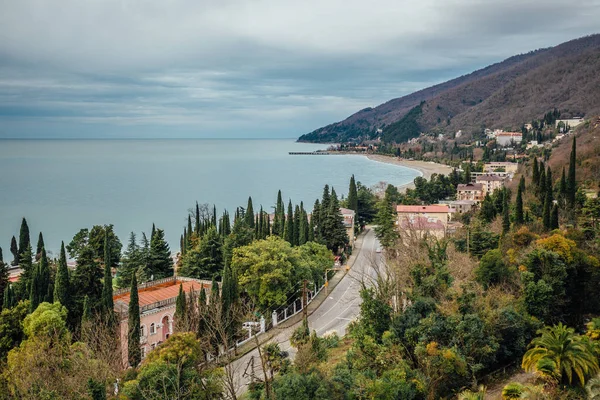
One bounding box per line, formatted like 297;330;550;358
0;139;419;256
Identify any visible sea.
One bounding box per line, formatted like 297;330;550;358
0;139;419;257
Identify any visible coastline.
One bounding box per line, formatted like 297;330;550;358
362;154;454;191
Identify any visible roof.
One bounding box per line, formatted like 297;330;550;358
476;175;505;182
399;216;446;231
457;183;483;191
113;278;211;310
496;132;522;137
439;200;478;206
396;205;449;213
339;208;356;216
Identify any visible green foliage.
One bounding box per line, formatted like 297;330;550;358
273;370;332;400
502;382;524;399
0;300;29;360
358;287;392;342
374;189;398;248
67;224;122;268
148;228;174;280
23;301;68;339
128;273;141;368
381;102;424;143
347;174;358;213
29;248;51;312
475;249;510;288
522;323;599;386
117;232;149;288
18;218;30;260
53;242;70;309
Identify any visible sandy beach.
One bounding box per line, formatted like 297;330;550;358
364;154;454;191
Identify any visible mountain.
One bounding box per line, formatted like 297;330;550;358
298;34;600;143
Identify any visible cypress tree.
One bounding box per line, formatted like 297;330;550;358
567;136;577;209
212;205;217;228
195;202;201;235
222;211;231;236
35;232;44;261
538;166;546;202
502;191;510;234
519;176;526;195
272;191;282;236
257;207;264;239
551;204;559;230
210;276;220;305
3;285;12;310
174;283;186;331
348;175;358;213
310;200;319;242
263;210;270;238
127;273;141;367
480;193;496;223
559;167;567;204
180;233;186;256
198;287;207;339
102;232;114;324
150;224;156;246
54;242;70;308
245;197;255;228
0;248;7;309
18;218;30;260
18;244;34;300
82;295;92;323
542;190;551;230
187;215;193;249
465;163;471;183
515;184;524;225
532;158;539;186
29;248;49;312
293;205;301;246
546;166;553;204
284;200;294;245
10;236;18;266
298;208;308;246
319;185;331;241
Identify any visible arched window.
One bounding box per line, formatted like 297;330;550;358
150;323;156;335
140;325;146;337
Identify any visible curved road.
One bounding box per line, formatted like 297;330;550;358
231;228;382;395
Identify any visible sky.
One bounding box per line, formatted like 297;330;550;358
0;0;599;139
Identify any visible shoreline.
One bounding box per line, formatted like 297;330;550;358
358;154;454;192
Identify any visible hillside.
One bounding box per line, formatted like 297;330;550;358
299;34;600;143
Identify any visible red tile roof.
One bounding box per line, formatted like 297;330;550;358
113;279;210;308
396;205;449;213
457;183;483;191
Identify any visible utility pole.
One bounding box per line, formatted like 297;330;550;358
302;279;308;320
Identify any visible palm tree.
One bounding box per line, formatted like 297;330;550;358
520;384;548;399
501;382;523;399
522;323;599;386
587;376;600;400
457;385;486;400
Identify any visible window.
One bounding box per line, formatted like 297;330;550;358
140;325;145;337
150;323;156;335
151;343;156;350
141;346;146;359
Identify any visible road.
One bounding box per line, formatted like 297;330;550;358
229;228;382;396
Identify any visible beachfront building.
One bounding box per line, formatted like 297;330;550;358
484;162;518;174
439;200;478;214
475;174;506;195
340;208;356;247
114;276;213;365
396;205;450;239
457;183;484;202
495;132;522;147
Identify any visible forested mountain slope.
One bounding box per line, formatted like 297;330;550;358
299;34;600;143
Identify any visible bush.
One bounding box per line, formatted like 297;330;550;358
475;249;510;288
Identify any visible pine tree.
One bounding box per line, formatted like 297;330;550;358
374;189;398;248
102;232;114;324
54;242;70;308
245;197;255;228
174;283;186;331
515;184;524;225
323;188;349;253
72;245;103;309
550;204;559;230
502;190;511;234
127;273;141;367
348;175;358;213
148;228;173;280
532;157;539;186
18;218;30;260
35;232;44;261
284;200;294;245
567;136;577;209
10;236;18;266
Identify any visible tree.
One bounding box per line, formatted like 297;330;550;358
54;242;70;308
502;190;510;234
515;183;524;225
102;231;114;324
480;193;496;223
29;248;50;312
559;167;567;206
322;189;349;253
174;284;187;332
15;244;33;301
117;232;145;288
82;295;92;324
567;137;577;210
245;196;255;228
0;300;29;360
179;226;222;279
273;190;285;237
72;245;103;310
550;204;559;230
35;232;44;261
284;200;294;245
475;249;509;289
67;225;122;268
0;248;8;309
532;158;539;187
128;273;141;367
522;323;599;386
18;218;30;260
348;174;358;213
374;189;398;248
148;228;173;280
10;236;18;266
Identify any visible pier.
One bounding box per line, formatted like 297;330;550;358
288;151;332;155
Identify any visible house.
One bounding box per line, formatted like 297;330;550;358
396;205;450;239
457;183;484;202
114;276;213;365
484;162;518;174
495;132;522;147
339;208;356;247
439;200;478;214
555;118;584;130
475;174;506;195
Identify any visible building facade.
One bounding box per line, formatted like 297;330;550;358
339;208;356;247
114;276;213;365
396;205;450;239
457;183;484;202
495;132;523;147
475;174;506;195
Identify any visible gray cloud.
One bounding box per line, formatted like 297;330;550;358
0;0;598;138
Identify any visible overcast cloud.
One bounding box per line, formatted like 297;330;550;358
0;0;599;138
